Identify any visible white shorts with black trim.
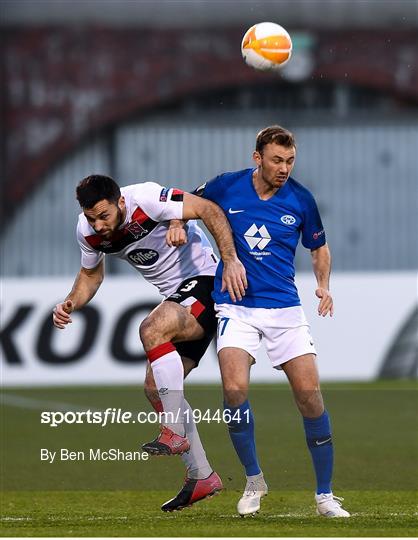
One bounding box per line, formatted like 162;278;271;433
215;303;316;368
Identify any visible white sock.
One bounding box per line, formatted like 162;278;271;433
148;343;185;436
181;398;212;480
246;471;266;490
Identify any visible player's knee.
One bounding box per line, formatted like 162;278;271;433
139;317;150;341
223;382;248;407
295;388;324;417
139;316;159;347
140;305;180;348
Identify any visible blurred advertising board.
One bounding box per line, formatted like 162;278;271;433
1;273;416;386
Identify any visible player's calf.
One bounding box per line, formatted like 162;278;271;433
145;342;185;436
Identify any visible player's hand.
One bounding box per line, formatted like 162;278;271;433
53;300;74;329
315;288;334;317
166;220;187;247
221;258;248;302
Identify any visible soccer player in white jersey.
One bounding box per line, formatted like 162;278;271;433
197;126;350;518
52;174;247;512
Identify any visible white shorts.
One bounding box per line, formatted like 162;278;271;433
215;303;316;369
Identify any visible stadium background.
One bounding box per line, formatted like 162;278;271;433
1;1;417;537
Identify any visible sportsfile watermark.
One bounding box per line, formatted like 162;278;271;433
40;407;250;428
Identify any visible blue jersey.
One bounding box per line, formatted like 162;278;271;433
201;168;326;308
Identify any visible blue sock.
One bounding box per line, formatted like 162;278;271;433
303;410;333;494
224;400;261;476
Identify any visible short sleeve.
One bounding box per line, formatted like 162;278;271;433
195;175;223;204
134;182;184;221
300;192;326;249
77;222;104;269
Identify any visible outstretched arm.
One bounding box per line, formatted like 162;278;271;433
53;260;104;328
182;192;247;302
311;244;333;317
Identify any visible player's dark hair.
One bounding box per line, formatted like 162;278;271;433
256;125;296;153
76;175;121;209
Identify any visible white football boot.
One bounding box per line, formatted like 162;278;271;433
237;473;268;516
315;493;350;517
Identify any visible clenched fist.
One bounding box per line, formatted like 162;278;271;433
53;299;74;329
166;220;187;247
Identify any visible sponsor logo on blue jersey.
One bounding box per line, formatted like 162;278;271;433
244;224;271;250
280;214;296;225
127;249;159;266
313;229;325;240
244;224;272;261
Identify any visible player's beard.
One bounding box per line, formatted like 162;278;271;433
108;207;124;237
275;174;288;187
116;206;124;229
98;207;124;239
262;169;288;191
258;160;288;191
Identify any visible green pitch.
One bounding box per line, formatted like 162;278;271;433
1;381;417;537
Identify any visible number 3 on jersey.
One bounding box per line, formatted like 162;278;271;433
180;279;198;292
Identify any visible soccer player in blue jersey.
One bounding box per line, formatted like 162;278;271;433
197;125;350;518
